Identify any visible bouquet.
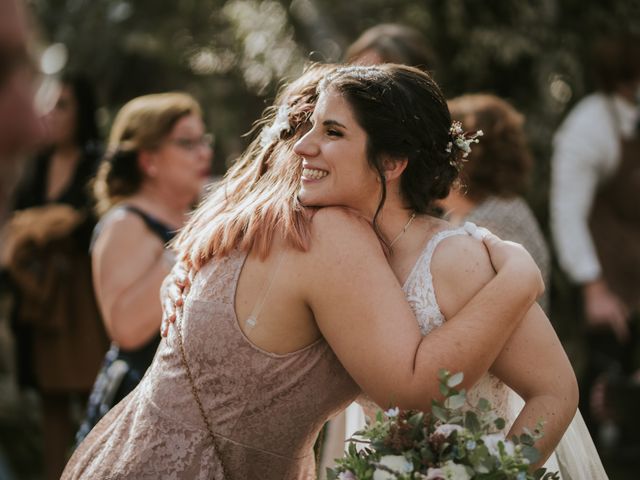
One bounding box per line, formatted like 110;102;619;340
328;370;560;480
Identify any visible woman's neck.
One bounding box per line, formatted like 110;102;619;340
375;202;416;247
127;184;192;230
439;190;476;225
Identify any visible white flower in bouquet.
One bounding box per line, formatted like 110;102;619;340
337;471;356;480
423;461;471;480
328;371;559;480
442;460;472;479
432;423;463;438
481;432;515;457
373;455;413;480
384;407;400;418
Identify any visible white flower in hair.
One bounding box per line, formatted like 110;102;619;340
260;104;291;148
446;121;483;159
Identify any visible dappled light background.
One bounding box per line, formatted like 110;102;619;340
28;0;640;367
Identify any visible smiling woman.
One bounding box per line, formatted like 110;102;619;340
63;65;548;480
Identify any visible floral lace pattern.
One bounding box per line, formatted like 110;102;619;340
63;251;360;480
359;226;512;425
403;227;512;424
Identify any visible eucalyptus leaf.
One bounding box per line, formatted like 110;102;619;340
522;445;541;465
445;393;466;410
432;405;448;422
447;371;464;388
465;411;481;433
477;398;490;411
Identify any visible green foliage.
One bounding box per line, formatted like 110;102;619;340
329;370;560;479
31;0;640;186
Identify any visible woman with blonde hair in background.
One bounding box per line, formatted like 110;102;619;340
74;92;212;444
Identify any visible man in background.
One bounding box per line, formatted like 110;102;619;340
550;34;640;454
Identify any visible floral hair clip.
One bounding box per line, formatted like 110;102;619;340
445;121;484;159
260;104;291;148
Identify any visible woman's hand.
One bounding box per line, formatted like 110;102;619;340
474;225;545;301
160;261;192;337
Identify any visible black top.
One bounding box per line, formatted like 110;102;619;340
12;147;100;211
11;147;101;248
100;205;177;366
120;205;177;245
7;147;101;388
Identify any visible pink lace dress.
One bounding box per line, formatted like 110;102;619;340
62;251;360;480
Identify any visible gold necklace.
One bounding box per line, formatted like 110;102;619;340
389;212;417;248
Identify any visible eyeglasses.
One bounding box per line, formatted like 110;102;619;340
167;133;214;152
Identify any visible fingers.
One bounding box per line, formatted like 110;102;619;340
585;285;631;343
463;221;491;241
611;316;630;344
160;263;194;338
609;302;630;343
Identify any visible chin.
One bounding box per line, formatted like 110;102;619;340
298;189;325;208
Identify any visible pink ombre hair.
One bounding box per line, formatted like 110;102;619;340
173;64;335;269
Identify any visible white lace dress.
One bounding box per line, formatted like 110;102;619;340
341;223;608;479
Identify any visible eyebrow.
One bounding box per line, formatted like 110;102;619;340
323;119;347;129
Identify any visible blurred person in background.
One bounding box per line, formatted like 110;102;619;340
75;92;212;445
439;94;550;313
550;34;640;453
0;2;46;478
344;23;435;72
1;72;107;480
0;0;43;222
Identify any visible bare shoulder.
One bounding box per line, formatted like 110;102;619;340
93;208;162;257
310;207;374;235
295;207;388;289
430;231;495;318
308;207;381;254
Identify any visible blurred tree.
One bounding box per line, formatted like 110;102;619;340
31;0;640;333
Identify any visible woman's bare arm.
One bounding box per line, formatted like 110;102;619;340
432;234;577;464
92;211;172;349
298;209;540;411
489;304;578;466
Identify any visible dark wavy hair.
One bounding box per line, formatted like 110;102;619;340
60;72;100;149
318;64;460;244
448;94;532;201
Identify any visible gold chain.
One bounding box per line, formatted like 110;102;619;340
174;317;231;479
389;212;417;248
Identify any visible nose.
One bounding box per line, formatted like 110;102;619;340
293;129;318;158
199;143;213;163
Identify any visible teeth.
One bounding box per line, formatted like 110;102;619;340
302;168;328;180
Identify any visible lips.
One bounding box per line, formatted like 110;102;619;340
302;167;329;180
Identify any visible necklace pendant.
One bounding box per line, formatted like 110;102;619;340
246;316;257;329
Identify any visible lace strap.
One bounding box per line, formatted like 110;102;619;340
404;225;472;311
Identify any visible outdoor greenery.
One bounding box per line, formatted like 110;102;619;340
31;0;640;344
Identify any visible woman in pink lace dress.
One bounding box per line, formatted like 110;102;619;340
64;65;563;479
